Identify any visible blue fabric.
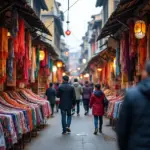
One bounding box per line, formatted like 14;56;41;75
61;109;72;132
116;48;120;76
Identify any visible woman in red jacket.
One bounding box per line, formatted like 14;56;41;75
90;84;105;135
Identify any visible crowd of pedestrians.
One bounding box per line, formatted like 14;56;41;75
45;76;107;135
45;61;150;150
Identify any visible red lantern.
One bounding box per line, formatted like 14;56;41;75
65;29;71;36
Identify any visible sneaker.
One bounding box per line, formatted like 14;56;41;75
62;132;67;135
99;128;102;133
94;128;98;135
66;127;71;133
84;111;88;116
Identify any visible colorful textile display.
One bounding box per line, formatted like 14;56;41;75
116;48;120;76
0;89;51;149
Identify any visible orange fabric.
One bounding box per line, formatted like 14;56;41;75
2;92;33;130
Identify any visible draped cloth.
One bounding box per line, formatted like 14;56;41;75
31;47;36;83
35;48;40;78
0;28;8;84
7;39;14;82
129;21;136;58
116;48;120;77
18;18;25;62
139;37;147;70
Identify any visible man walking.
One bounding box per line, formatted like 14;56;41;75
117;61;150;150
57;76;76;135
45;83;56;117
82;81;92;115
73;78;83;116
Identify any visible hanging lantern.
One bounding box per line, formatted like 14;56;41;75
57;61;63;68
134;20;146;39
65;29;71;36
7;32;11;37
39;50;45;61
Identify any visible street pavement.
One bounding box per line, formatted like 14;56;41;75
25;108;118;150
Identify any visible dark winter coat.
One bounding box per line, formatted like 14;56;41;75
82;84;92;100
117;78;150;150
57;82;76;110
45;87;56;104
90;90;105;116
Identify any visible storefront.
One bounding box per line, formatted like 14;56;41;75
0;1;52;149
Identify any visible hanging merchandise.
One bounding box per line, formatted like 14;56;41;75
139;37;147;70
129;21;137;57
116;48;120;77
31;47;36;83
0;28;8;84
18;18;25;62
35;47;40;78
6;39;14;82
10;9;18;37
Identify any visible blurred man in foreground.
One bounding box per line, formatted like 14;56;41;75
117;61;150;150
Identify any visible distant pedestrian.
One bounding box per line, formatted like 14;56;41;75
82;81;92;115
57;76;76;135
90;82;94;92
54;82;60;113
90;84;105;134
73;78;83;116
45;83;56;117
117;61;150;150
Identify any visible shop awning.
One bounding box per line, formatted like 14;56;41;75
97;0;143;41
32;36;58;57
0;0;51;35
81;48;116;74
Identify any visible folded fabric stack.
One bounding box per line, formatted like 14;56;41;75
0;89;51;150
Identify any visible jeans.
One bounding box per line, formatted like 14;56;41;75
61;109;72;132
76;101;80;114
94;116;103;129
83;99;90;113
51;104;55;115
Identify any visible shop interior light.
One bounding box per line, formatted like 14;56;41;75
7;32;11;37
52;66;57;72
97;68;102;72
39;50;45;61
84;73;89;78
62;72;66;76
57;61;63;68
77;67;81;71
134;20;146;39
82;59;87;64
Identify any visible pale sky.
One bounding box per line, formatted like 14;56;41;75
57;0;101;52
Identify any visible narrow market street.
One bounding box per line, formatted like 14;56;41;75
25;108;118;150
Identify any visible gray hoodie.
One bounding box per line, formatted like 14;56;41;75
73;82;83;100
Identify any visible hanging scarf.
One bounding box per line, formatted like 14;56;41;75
129;21;136;58
35;47;40;78
7;39;14;82
116;48;120;76
18;18;25;62
0;28;8;84
31;47;36;83
139;37;147;70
